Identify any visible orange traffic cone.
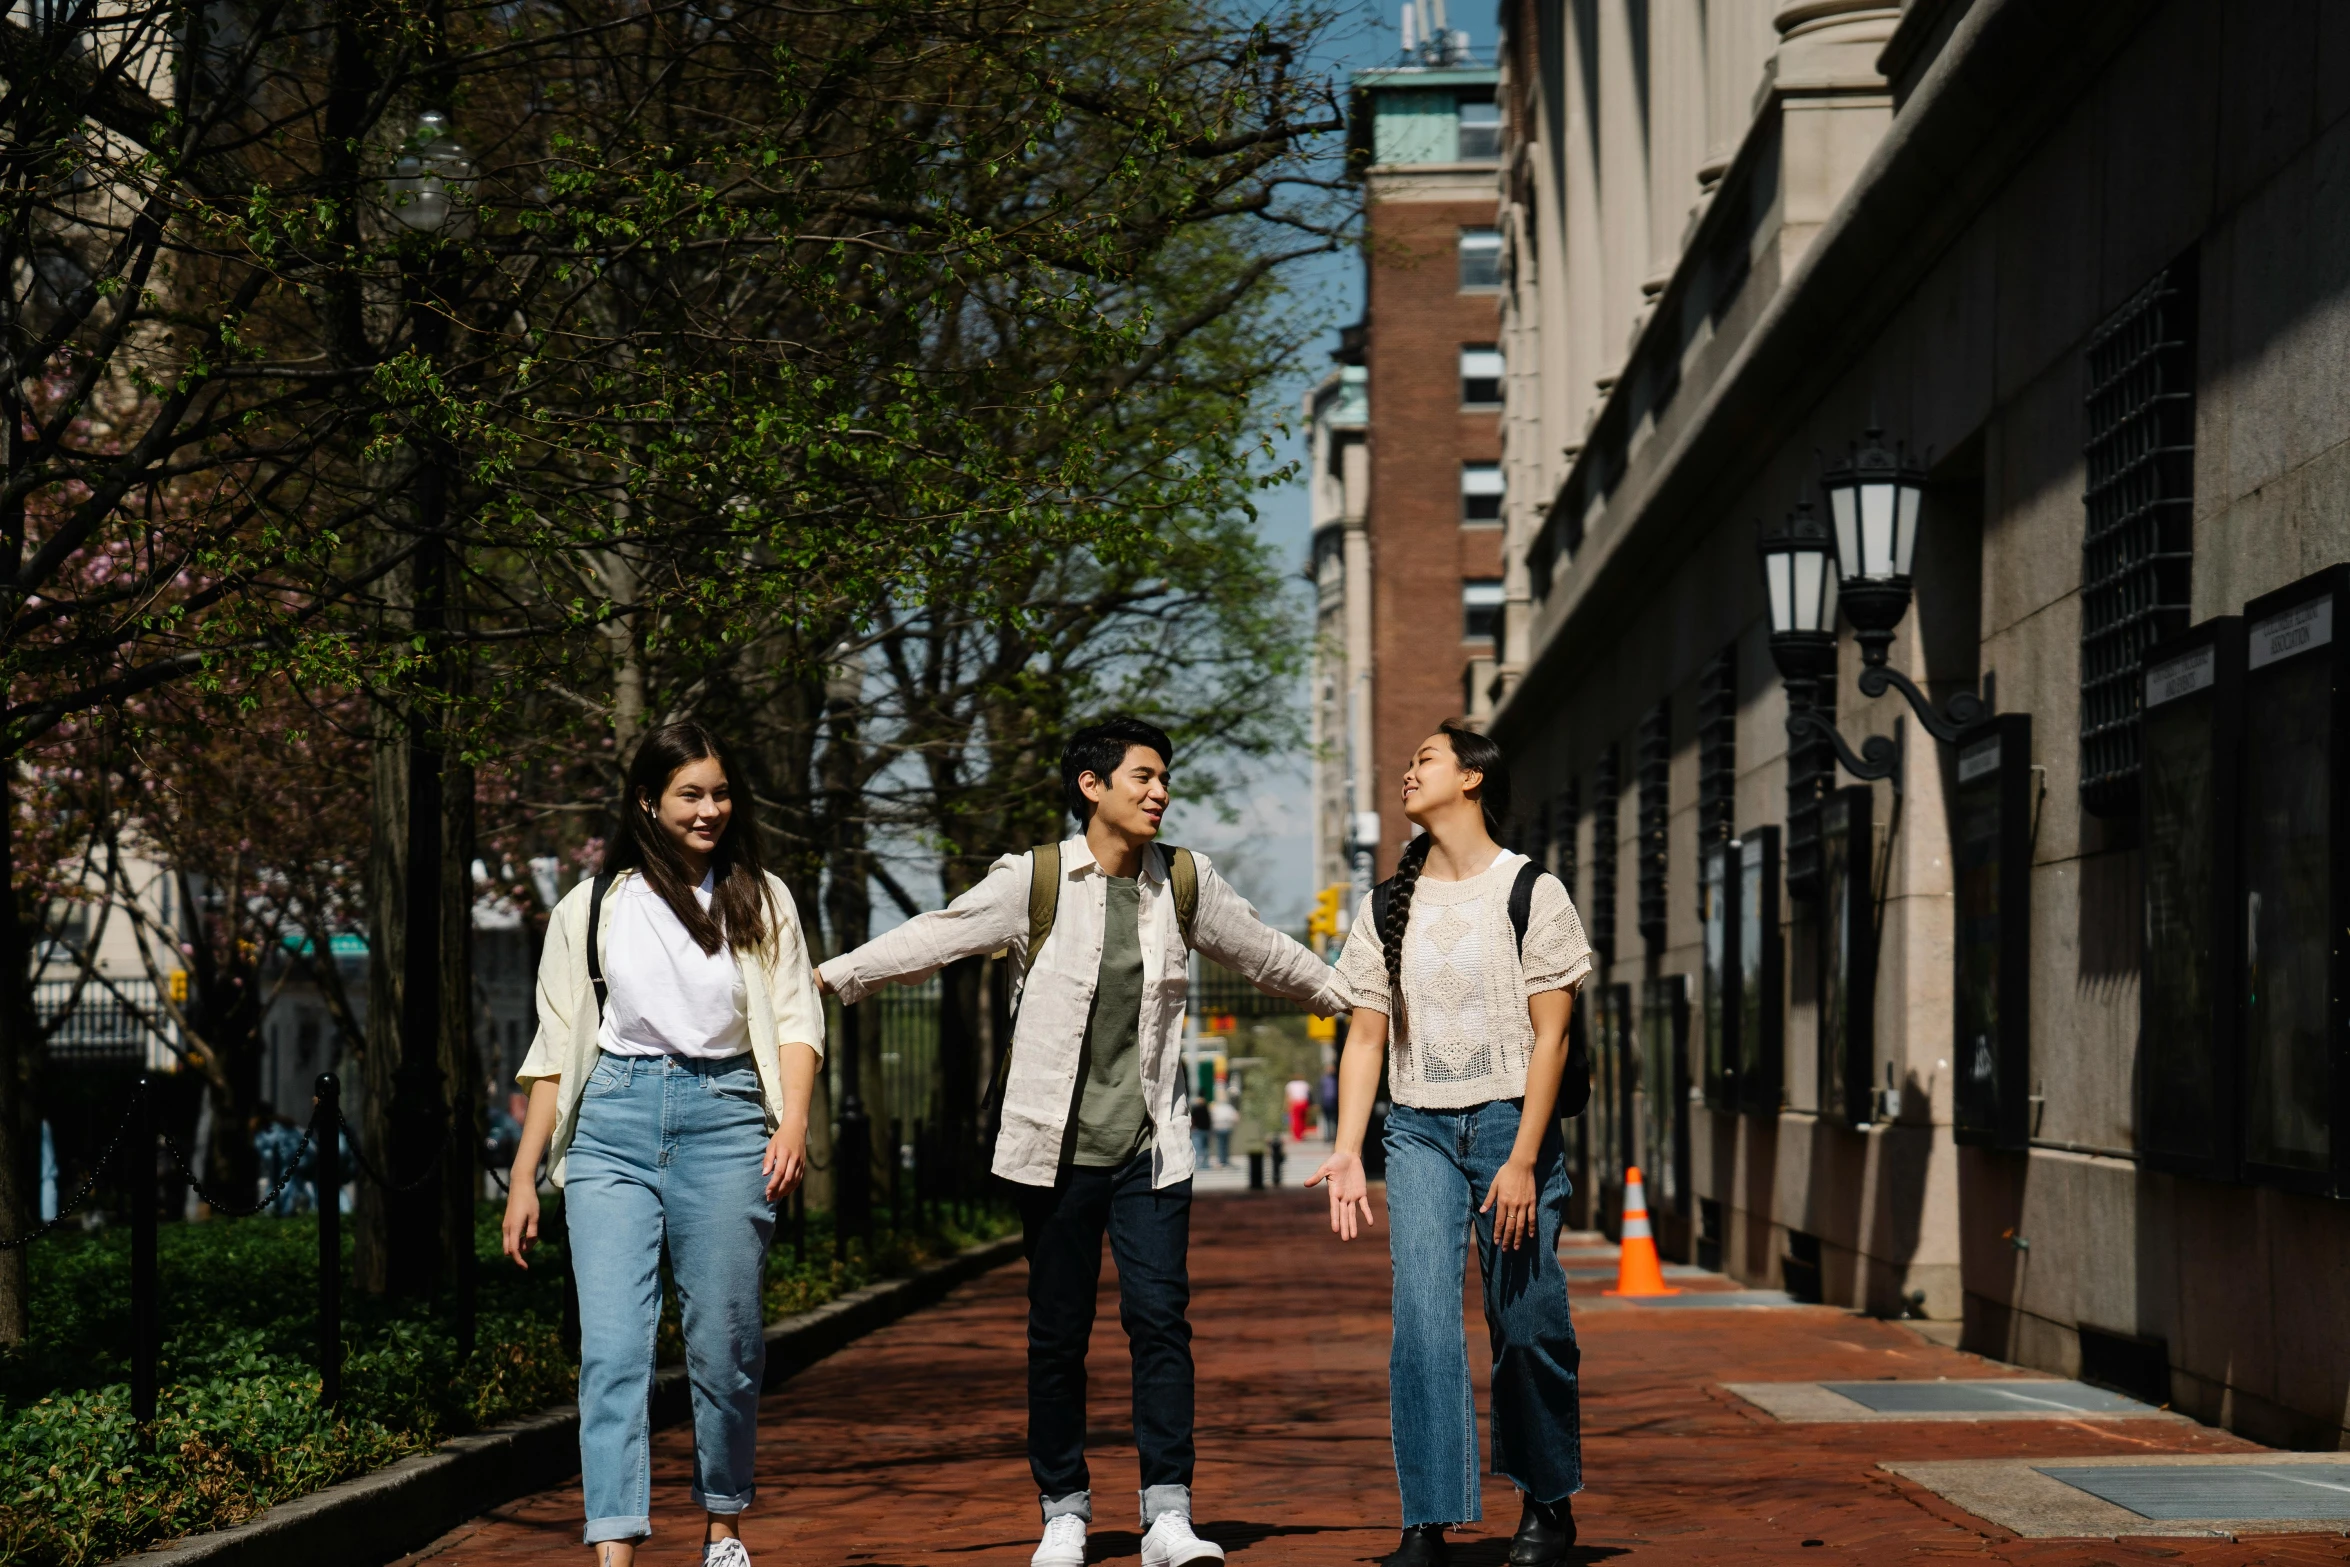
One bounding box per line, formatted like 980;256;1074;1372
1604;1166;1680;1296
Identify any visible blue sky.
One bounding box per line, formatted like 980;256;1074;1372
1155;1;1499;928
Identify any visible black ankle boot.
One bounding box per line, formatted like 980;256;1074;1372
1505;1494;1575;1567
1384;1524;1450;1567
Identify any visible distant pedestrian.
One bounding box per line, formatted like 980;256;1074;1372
1320;1069;1339;1140
1309;723;1592;1567
1286;1077;1312;1143
250;1105;305;1217
501;722;824;1567
816;716;1346;1567
1209;1094;1238;1168
1191;1096;1213;1168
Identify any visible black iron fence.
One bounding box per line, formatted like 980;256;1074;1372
36;974;175;1064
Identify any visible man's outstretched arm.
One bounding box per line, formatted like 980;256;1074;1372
817;852;1029;1004
1186;854;1351;1015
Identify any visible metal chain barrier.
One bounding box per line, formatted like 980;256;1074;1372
335;1109;457;1194
158;1124;317;1220
0;1089;145;1249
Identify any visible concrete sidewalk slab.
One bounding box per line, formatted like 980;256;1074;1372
1884;1452;2350;1539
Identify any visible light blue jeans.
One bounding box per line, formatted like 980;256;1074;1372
566;1052;774;1545
1384;1100;1582;1527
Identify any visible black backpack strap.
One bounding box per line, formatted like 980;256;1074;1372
1508;859;1542;955
584;870;616;1019
1370;875;1394;940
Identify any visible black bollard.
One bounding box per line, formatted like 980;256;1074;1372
1247;1149;1265;1191
455;1104;477;1363
315;1075;342;1408
1270;1138;1285;1188
130;1076;157;1425
888;1116;903;1230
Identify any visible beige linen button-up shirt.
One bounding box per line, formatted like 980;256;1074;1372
819;837;1349;1189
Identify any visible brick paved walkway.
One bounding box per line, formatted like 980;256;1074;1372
409;1189;2349;1567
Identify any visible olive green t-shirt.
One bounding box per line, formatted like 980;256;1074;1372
1072;874;1151;1167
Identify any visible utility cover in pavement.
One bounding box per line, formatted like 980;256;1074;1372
2036;1464;2350;1520
1824;1380;2149;1415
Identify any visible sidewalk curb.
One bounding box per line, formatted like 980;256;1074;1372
131;1234;1024;1567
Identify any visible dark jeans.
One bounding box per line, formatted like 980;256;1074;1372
1015;1152;1195;1510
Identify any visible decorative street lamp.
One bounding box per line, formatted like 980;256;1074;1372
386;110;475;233
1758;428;1985;793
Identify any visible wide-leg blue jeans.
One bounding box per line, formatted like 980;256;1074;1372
565;1052;775;1545
1384;1099;1582;1527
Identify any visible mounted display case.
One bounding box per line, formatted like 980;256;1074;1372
2238;565;2350;1198
1817;787;1876;1130
1737;828;1785;1117
1951;713;2034;1150
2138;616;2243;1181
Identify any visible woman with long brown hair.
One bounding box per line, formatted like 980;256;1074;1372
501;722;825;1567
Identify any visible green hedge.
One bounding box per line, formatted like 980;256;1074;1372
0;1199;1011;1567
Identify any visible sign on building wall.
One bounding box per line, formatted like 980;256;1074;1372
1701;829;1784;1117
2239;565;2350;1195
2139;617;2243;1181
1951;713;2033;1151
1817;787;1876;1131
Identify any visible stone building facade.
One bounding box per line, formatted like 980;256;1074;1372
1483;0;2350;1448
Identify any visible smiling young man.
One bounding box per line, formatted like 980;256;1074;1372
816;716;1347;1567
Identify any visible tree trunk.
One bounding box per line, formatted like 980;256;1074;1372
357;693;408;1295
0;755;39;1341
440;747;478;1299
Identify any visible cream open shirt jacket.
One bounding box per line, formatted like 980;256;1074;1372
516;869;826;1186
819;837;1350;1190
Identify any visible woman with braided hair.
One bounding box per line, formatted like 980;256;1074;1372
1308;723;1593;1567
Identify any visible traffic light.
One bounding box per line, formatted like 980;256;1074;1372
1307;883;1345;949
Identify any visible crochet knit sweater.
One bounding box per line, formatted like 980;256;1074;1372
1334;850;1593;1110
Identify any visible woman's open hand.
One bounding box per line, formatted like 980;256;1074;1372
501;1176;540;1268
763;1118;807;1202
1306;1150;1376;1241
1480;1157;1540;1251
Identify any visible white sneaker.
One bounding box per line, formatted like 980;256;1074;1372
1141;1512;1225;1567
704;1539;753;1567
1032;1513;1088;1567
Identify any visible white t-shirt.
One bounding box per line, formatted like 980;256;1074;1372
597;871;751;1060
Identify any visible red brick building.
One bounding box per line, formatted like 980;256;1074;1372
1340;56;1503;880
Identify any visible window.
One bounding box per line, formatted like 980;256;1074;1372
1697;646;1736;850
2080;250;2197;817
1591;746;1619;967
1460;462;1503;524
1458;227;1502;290
1461;579;1505;642
1637;701;1670;951
1457;98;1500;160
1460;346;1503;407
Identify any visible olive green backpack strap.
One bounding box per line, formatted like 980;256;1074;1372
1027;840;1061;962
1164;844;1199;950
984;843;1063;1124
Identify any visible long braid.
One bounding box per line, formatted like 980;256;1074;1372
1380;834;1433;1026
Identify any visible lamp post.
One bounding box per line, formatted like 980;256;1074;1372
1758;429;1986;796
382;110;474;1300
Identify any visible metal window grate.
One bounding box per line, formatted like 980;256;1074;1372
1553;782;1580;896
1637;702;1671;950
2080;253;2197;817
1698;647;1737;847
1786;680;1836;902
1591;747;1619;966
